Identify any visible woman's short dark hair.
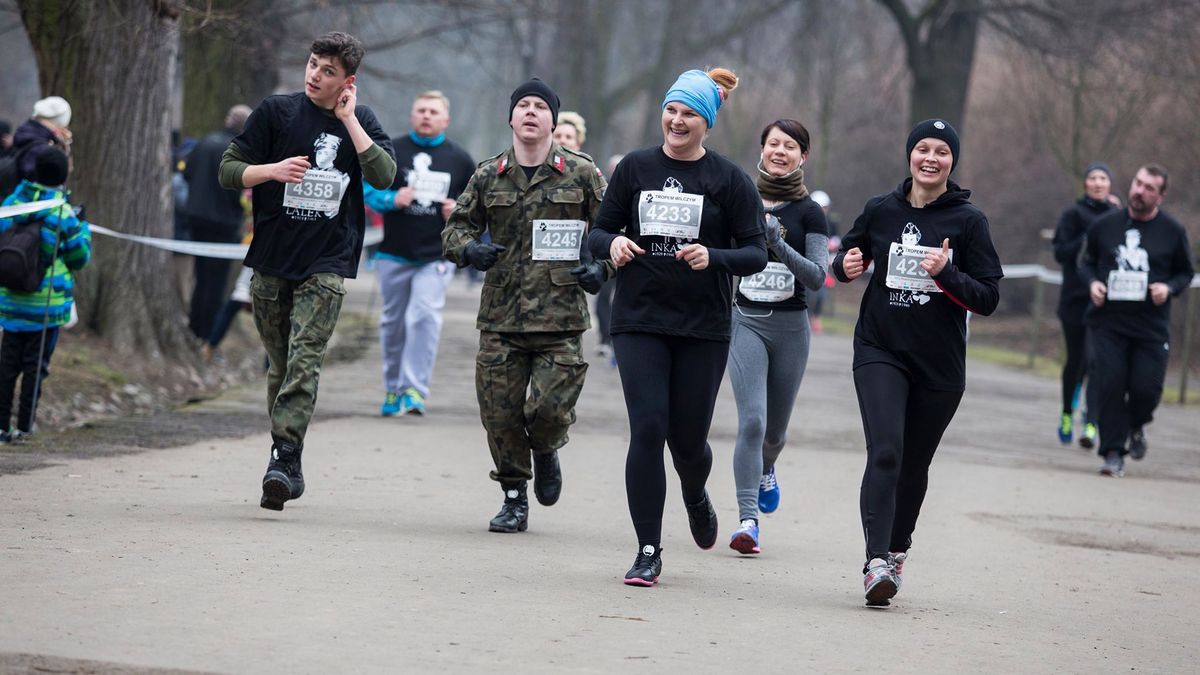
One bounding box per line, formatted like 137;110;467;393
760;119;811;154
311;32;365;76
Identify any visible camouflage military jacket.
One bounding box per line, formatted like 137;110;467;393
443;143;606;333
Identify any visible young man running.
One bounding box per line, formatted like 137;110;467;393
218;31;396;511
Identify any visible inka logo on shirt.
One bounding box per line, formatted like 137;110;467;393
889;290;931;307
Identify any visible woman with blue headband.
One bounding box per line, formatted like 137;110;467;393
588;67;768;587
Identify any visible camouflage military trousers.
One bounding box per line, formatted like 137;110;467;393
476;330;588;483
250;272;346;447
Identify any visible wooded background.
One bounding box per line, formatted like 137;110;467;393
0;0;1197;361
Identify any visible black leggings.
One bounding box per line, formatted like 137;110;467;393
853;362;962;562
1060;321;1090;417
613;332;729;548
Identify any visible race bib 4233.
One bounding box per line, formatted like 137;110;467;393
638;190;703;239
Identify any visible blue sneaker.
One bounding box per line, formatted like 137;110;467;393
758;467;780;514
381;391;401;417
1057;412;1073;444
399;388;426;416
729;519;761;555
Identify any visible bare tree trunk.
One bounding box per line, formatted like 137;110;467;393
180;0;281;138
879;0;981;129
19;0;193;359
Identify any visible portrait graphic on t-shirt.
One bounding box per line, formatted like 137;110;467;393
283;132;350;221
405;151;452;217
1116;228;1149;272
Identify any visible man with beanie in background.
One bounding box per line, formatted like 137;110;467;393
364;90;475;417
443;78;609;533
0;147;92;443
1080;164;1194;477
183;104;253;342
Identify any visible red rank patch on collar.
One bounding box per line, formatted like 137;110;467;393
497;156;508;173
553;155;564;172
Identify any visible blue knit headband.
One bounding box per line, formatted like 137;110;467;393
662;70;722;129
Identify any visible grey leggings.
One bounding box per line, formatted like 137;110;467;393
729;305;811;521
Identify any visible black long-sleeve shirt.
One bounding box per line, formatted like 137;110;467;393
1079;208;1194;343
588;146;766;340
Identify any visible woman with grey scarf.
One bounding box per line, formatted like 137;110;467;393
727;119;829;555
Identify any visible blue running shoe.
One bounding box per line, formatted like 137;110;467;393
399;387;426;416
729;519;761;555
758;467;780;514
1057;412;1073;444
381;391;401;417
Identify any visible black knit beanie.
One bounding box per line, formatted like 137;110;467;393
34;147;70;187
906;118;960;173
1084;161;1112;182
509;78;560;129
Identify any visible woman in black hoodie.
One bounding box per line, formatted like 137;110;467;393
832;119;1003;607
1051;163;1115;448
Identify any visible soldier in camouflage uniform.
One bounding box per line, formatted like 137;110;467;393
443;78;609;533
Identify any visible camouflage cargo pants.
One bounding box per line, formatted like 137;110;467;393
251;271;346;447
476;330;588;483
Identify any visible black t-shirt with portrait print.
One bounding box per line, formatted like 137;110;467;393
1079;208;1195;343
379;135;475;261
233;92;393;280
834;179;1003;391
735;196;829;312
588;146;767;341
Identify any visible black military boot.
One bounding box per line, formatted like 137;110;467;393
488;482;529;533
532;450;562;506
261;440;305;511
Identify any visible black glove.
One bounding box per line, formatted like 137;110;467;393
463;241;506;271
569;260;607;294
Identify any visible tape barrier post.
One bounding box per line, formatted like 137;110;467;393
1180;280;1196;405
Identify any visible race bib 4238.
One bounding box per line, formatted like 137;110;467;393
884;242;953;293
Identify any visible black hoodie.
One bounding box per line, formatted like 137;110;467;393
832;179;1003;391
1052;195;1114;322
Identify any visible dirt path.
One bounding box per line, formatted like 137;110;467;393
1;277;1196;674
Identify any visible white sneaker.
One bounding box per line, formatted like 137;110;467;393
864;557;898;606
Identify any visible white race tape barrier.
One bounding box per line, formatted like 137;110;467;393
82;223;382;261
3;197;1195;283
1;197;384;259
0;198;67;218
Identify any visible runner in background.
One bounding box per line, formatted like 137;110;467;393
832;118;1002;606
727;119;828;555
1051;162;1115;448
217;31;397;511
1079;164;1194;477
364;91;474;417
588;67;766;587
